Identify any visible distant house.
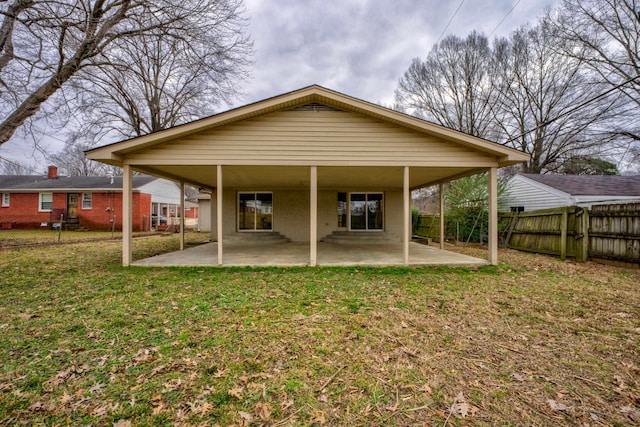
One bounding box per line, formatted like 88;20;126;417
502;174;640;212
0;166;181;231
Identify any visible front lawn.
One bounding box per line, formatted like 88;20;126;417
0;235;638;425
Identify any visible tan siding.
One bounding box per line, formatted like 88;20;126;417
125;110;497;166
317;191;337;240
222;190;236;237
274;190;310;242
385;191;403;240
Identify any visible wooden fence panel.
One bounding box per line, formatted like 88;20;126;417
501;207;578;259
588;203;640;266
414;215;441;241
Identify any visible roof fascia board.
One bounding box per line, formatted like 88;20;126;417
574;195;640;203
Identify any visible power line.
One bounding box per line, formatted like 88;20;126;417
488;0;521;38
435;0;465;46
0;155;39;174
504;75;640;144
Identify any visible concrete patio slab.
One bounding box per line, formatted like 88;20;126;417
132;241;489;267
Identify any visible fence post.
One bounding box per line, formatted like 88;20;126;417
504;212;519;248
581;208;589;262
575;208;584;262
560;207;568;260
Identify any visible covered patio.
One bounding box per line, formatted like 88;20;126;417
132;241;488;267
86;85;528;267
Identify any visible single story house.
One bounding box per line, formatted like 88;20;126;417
502;174;640;212
0;166;181;231
86;85;529;266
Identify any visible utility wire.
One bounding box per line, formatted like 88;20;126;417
0;155;39;174
504;75;640;144
435;0;465;46
488;0;521;38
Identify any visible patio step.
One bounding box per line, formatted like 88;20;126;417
321;231;396;244
224;232;291;245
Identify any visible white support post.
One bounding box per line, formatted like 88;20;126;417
122;164;133;266
403;166;410;265
210;191;217;242
439;183;445;249
179;181;185;251
488;167;498;265
216;165;223;266
310;166;318;266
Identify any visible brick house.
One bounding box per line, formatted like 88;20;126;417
0;166;181;231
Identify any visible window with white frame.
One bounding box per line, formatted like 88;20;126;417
39;192;53;212
1;193;8;207
82;192;92;209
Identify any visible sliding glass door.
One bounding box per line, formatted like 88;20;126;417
238;192;273;231
349;193;383;231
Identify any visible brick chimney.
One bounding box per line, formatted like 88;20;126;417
47;165;58;179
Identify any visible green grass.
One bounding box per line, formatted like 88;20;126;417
0;233;638;425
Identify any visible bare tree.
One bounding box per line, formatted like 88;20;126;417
553;0;640;169
0;0;252;146
395;31;497;138
555;0;640;112
48;141;108;176
396;16;627;174
71;1;251;139
0;156;33;175
492;17;622;173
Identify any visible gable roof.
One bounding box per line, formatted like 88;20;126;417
85;85;530;190
86;85;529;167
520;174;640;197
0;175;157;192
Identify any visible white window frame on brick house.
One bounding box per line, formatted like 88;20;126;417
39;192;53;212
82;192;92;209
1;192;8;207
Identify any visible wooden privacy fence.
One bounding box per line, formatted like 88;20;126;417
414;215;441;241
500;202;640;267
499;207;588;261
589;203;640;266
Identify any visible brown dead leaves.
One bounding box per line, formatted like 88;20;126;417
237;401;272;425
448;392;479;419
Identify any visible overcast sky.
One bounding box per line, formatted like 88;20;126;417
2;0;557;172
240;0;557;106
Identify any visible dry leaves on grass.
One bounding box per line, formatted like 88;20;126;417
547;399;570;412
2;237;639;426
449;392;478;419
